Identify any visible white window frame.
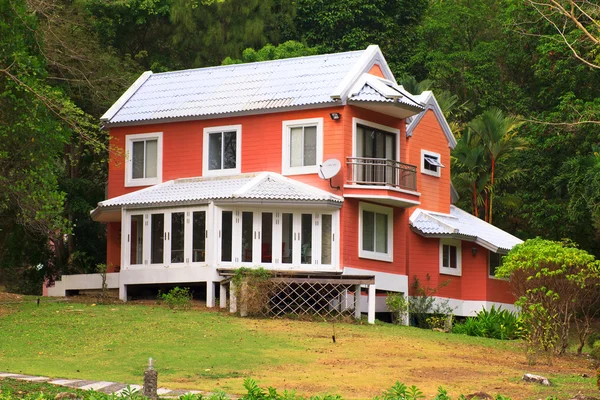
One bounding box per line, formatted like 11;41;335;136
125;132;163;187
489;251;506;279
439;238;462;276
421;149;442;177
359;202;393;262
282;118;324;176
203;124;242;177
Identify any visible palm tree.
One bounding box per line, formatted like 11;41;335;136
451;128;488;217
468;108;526;224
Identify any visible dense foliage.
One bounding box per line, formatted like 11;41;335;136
497;238;600;362
1;0;600;292
453;306;523;340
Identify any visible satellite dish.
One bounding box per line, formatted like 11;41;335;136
318;159;341;179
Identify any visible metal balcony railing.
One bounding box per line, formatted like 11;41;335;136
346;157;417;191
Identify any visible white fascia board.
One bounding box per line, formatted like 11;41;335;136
101;71;153;122
406;91;457;149
331;45;396;101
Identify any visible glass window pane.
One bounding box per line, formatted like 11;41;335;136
450;245;457;269
301;214;312;264
221;211;233;262
145;140;158;178
132;141;145;179
321;214;332;265
303;126;317;166
171;212;185;263
192;211;206;262
290;127;303;167
223;131;237;169
130;215;144;265
282;213;293;264
362;211;375;252
261;213;273;263
242;211;253;262
375;212;388;253
209;133;222;170
151;214;164;264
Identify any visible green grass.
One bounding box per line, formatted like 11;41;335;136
0;301;597;399
0;378;82;397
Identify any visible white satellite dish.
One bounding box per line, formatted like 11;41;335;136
318;159;341;179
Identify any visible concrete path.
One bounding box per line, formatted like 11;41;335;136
0;372;221;398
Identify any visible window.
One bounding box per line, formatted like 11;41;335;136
421;150;443;177
125;132;163;187
359;202;393;262
282;118;323;175
489;252;504;277
352;118;400;186
439;239;462;276
203;125;241;176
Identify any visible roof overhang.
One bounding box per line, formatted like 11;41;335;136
408;228;510;254
348;100;424;119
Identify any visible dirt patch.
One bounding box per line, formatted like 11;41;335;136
0;292;23;302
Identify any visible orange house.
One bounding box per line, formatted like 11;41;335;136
45;45;522;322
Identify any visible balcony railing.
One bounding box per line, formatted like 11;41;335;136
346;157;417;191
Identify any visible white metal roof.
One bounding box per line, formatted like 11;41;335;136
102;50;368;124
92;172;343;219
409;205;522;253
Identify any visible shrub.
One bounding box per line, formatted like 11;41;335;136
590;341;600;362
159;287;192;310
587;331;600;348
409;275;453;329
386;292;408;325
232;267;272;317
452;306;523;340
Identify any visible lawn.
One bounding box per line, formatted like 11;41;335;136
0;300;597;399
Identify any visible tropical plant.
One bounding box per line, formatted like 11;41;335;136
468;108;526;224
452;306;523;340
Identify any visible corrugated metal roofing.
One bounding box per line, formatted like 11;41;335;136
409;205;522;252
104;50;366;124
96;172;343;209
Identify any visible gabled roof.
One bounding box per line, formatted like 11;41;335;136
101;45;424;126
91;172;343;221
409;205;522;253
406;91;457;149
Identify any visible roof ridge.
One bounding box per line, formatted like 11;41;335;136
149;49;366;78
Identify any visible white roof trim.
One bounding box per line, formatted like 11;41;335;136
101;71;153;122
407;91;457;149
409;208;458;233
331;45;395;101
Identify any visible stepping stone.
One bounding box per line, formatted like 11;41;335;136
157;388;173;395
0;373;22;378
67;380;98;388
16;376;50;382
50;380;82;386
98;383;127;394
78;381;116;391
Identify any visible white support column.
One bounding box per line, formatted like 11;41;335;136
206;280;215;308
119;284;127;302
354;284;361;320
367;284;376;324
229;282;237;313
402;292;409;326
239;282;248;317
219;283;227;309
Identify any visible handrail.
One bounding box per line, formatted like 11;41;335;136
346;157;417;191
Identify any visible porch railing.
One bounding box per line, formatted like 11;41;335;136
346;157;417;191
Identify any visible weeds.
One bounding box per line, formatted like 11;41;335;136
158;287;192;310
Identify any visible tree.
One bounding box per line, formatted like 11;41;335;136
497;238;600;362
468;108;525;224
451;128;488;217
222;41;318;65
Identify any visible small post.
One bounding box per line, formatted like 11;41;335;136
36;298;40;307
143;357;158;400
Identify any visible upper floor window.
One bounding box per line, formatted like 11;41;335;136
421;150;443;177
355;122;397;160
125;132;163;187
359;202;393;262
282;118;323;175
439;238;461;276
489;252;504;277
203;125;241;176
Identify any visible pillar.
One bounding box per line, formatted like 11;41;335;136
229;282;237;313
206;280;215;308
354;284;361;320
119;284;128;302
219;283;227;309
368;284;376;324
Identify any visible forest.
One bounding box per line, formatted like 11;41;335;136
0;0;599;294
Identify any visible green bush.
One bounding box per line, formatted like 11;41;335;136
452;306;523;340
587;332;600;348
159;287;192;310
590;341;600;362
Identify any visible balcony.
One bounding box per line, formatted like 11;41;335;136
346;157;417;191
344;157;420;207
